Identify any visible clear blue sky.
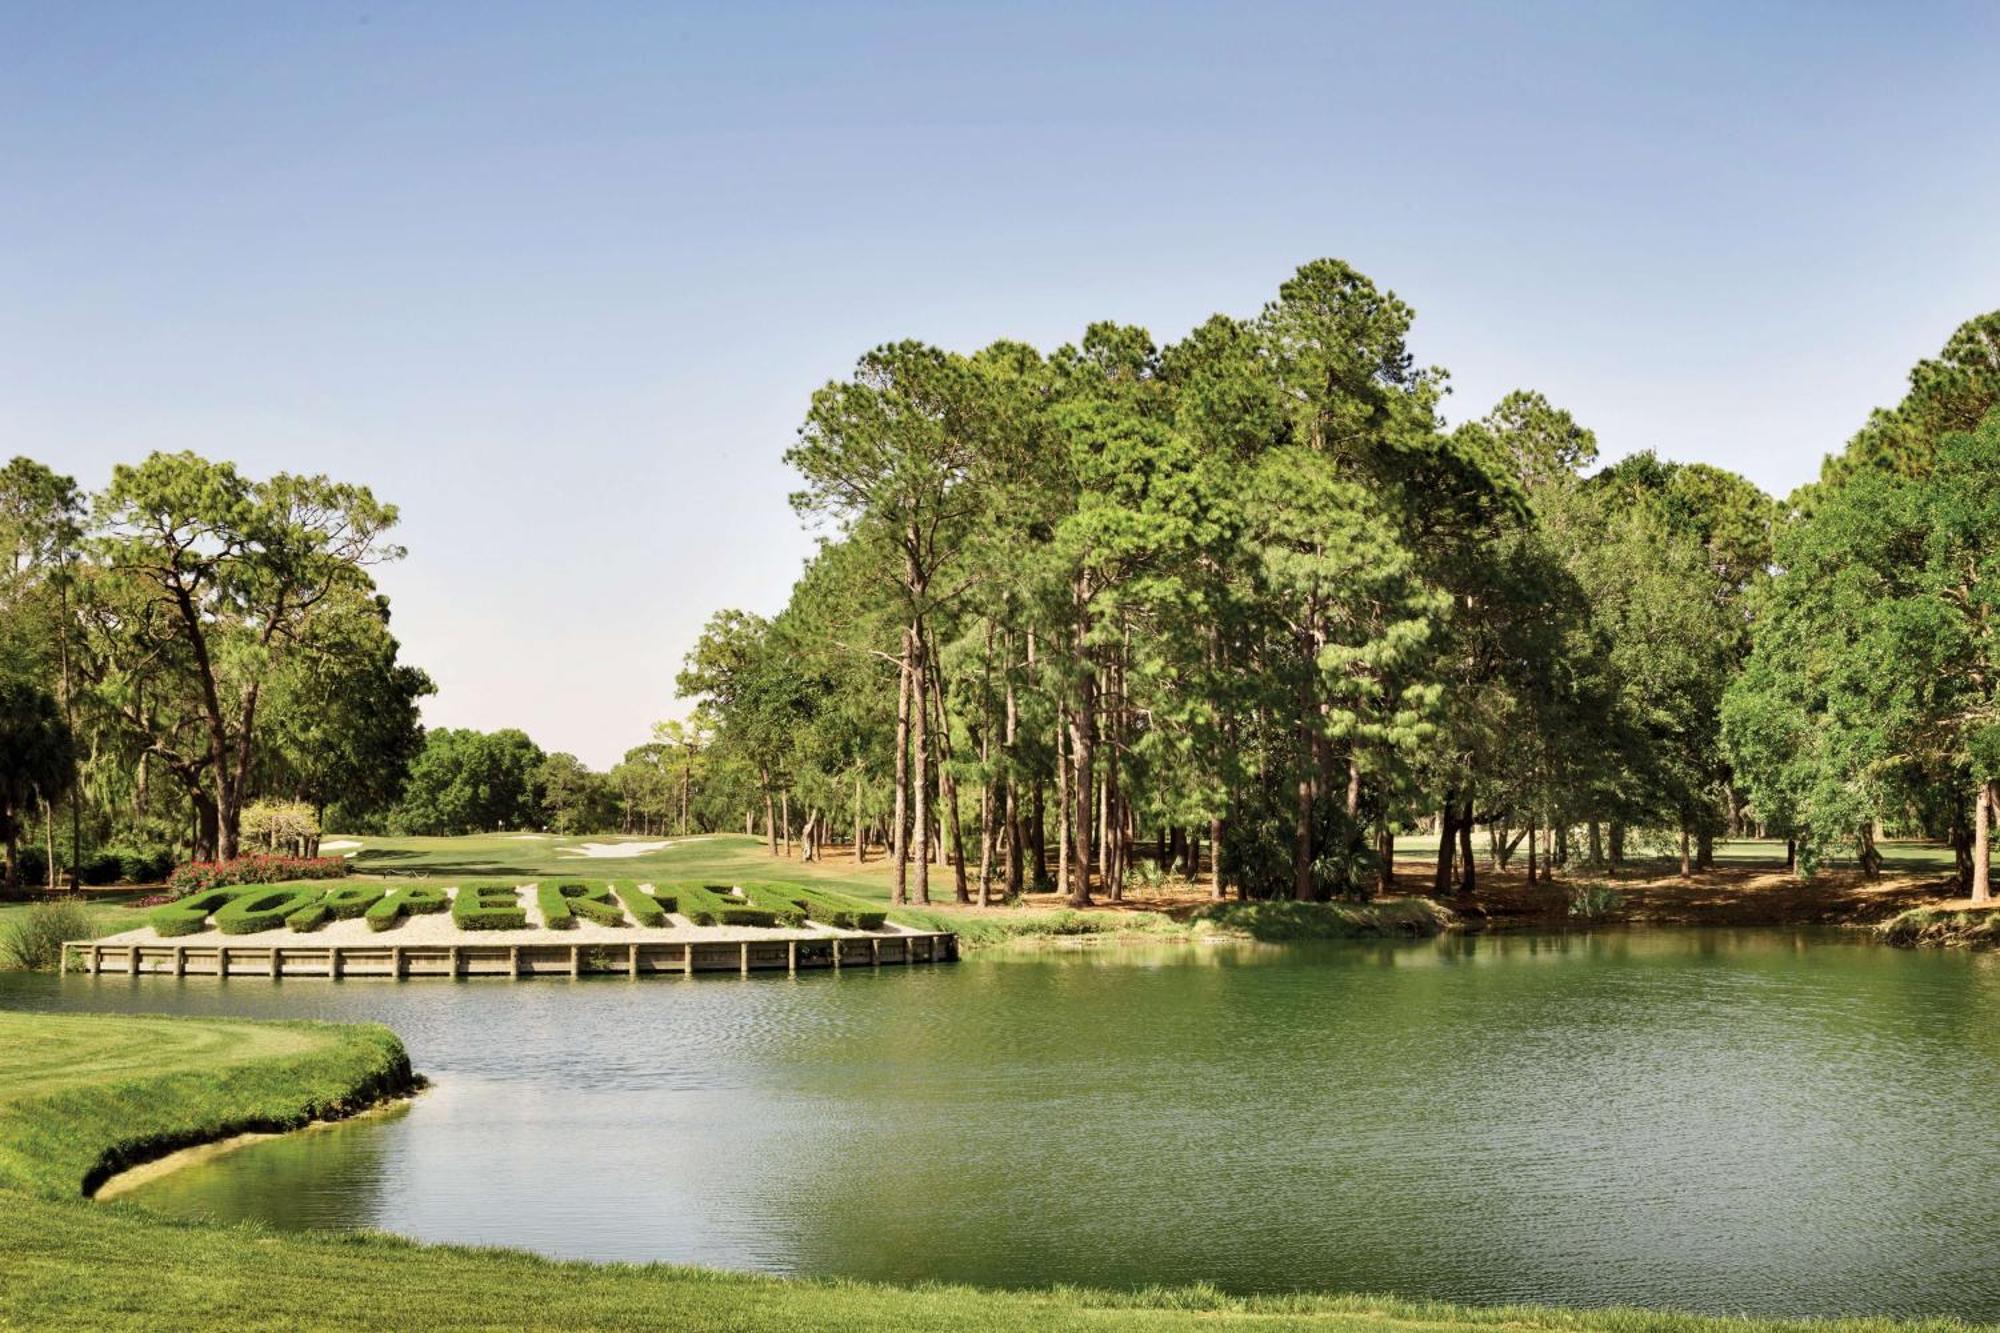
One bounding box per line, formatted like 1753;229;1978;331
5;2;1997;768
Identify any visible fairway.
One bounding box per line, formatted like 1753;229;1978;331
347;831;905;898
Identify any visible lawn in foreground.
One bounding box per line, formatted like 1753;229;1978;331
0;1009;1966;1332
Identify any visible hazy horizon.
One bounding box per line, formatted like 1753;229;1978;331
7;2;1997;767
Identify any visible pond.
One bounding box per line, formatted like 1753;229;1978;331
6;928;2000;1321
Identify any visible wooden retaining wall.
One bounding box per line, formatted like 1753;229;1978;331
60;932;958;980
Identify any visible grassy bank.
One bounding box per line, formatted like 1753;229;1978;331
1878;904;2000;949
0;1008;1974;1330
886;896;1453;950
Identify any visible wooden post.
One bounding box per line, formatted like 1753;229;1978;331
392;946;404;981
682;942;693;976
629;943;639;978
832;938;842;970
175;946;187;978
329;947;341;981
787;940;797;974
217;946;229;978
510;945;521;979
269;947;280;979
90;944;102;975
450;945;462;979
739;941;749;975
870;937;880;967
570;945;581;979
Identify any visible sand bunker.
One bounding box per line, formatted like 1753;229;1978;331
557;840;672;859
320;839;362;853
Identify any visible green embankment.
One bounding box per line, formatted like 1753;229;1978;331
886;897;1454;949
0;1011;1960;1331
1879;905;2000;949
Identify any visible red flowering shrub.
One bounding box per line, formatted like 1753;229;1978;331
167;855;350;894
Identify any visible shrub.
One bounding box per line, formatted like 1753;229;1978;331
321;883;388;919
214;886;327;935
364;884;448;932
742;884;881;930
0;898;94;970
150;886;265;937
667;882;782;928
1567;882;1626;922
11;847;48;888
97;843;175;885
537;881;625;929
76;852;127;886
286;902;332;932
612;882;670;927
168;856;349;894
453;884;528;931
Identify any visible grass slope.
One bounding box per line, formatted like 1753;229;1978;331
0;1009;1970;1331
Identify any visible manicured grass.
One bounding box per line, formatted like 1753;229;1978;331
0;1007;1966;1331
347;832;901;896
0;1009;413;1200
1190;898;1455;941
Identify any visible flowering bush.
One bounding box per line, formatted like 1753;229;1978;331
167;855;350;894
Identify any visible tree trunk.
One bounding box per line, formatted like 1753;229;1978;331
1526;821;1539;886
1858;823;1883;880
1031;778;1046;889
854;770;865;864
1679;827;1692;879
781;790;791;859
1376;823;1393;898
1068;656;1095;908
922;641;968;904
1457;797;1476;893
1975;782;1991;904
1209;816;1225;900
891;628;913;905
1435;793;1458;895
1055;712;1070;900
1588;820;1603;866
912;624;931;905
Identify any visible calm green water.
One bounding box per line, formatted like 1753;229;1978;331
7;929;2000;1320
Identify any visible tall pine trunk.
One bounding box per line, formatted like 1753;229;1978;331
890;628;913;905
1974;782;1991;903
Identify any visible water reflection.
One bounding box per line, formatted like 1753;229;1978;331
6;928;1999;1320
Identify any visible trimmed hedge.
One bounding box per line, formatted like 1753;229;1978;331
148;886;264;938
537;882;626;929
612;882;672;927
364;884;448;933
668;882;787;928
214;887;327;935
168;856;349;894
321;883;388;920
452;884;528;931
746;883;887;931
285;901;332;932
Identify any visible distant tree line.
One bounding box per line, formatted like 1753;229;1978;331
670;259;2000;905
367;719;713;838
